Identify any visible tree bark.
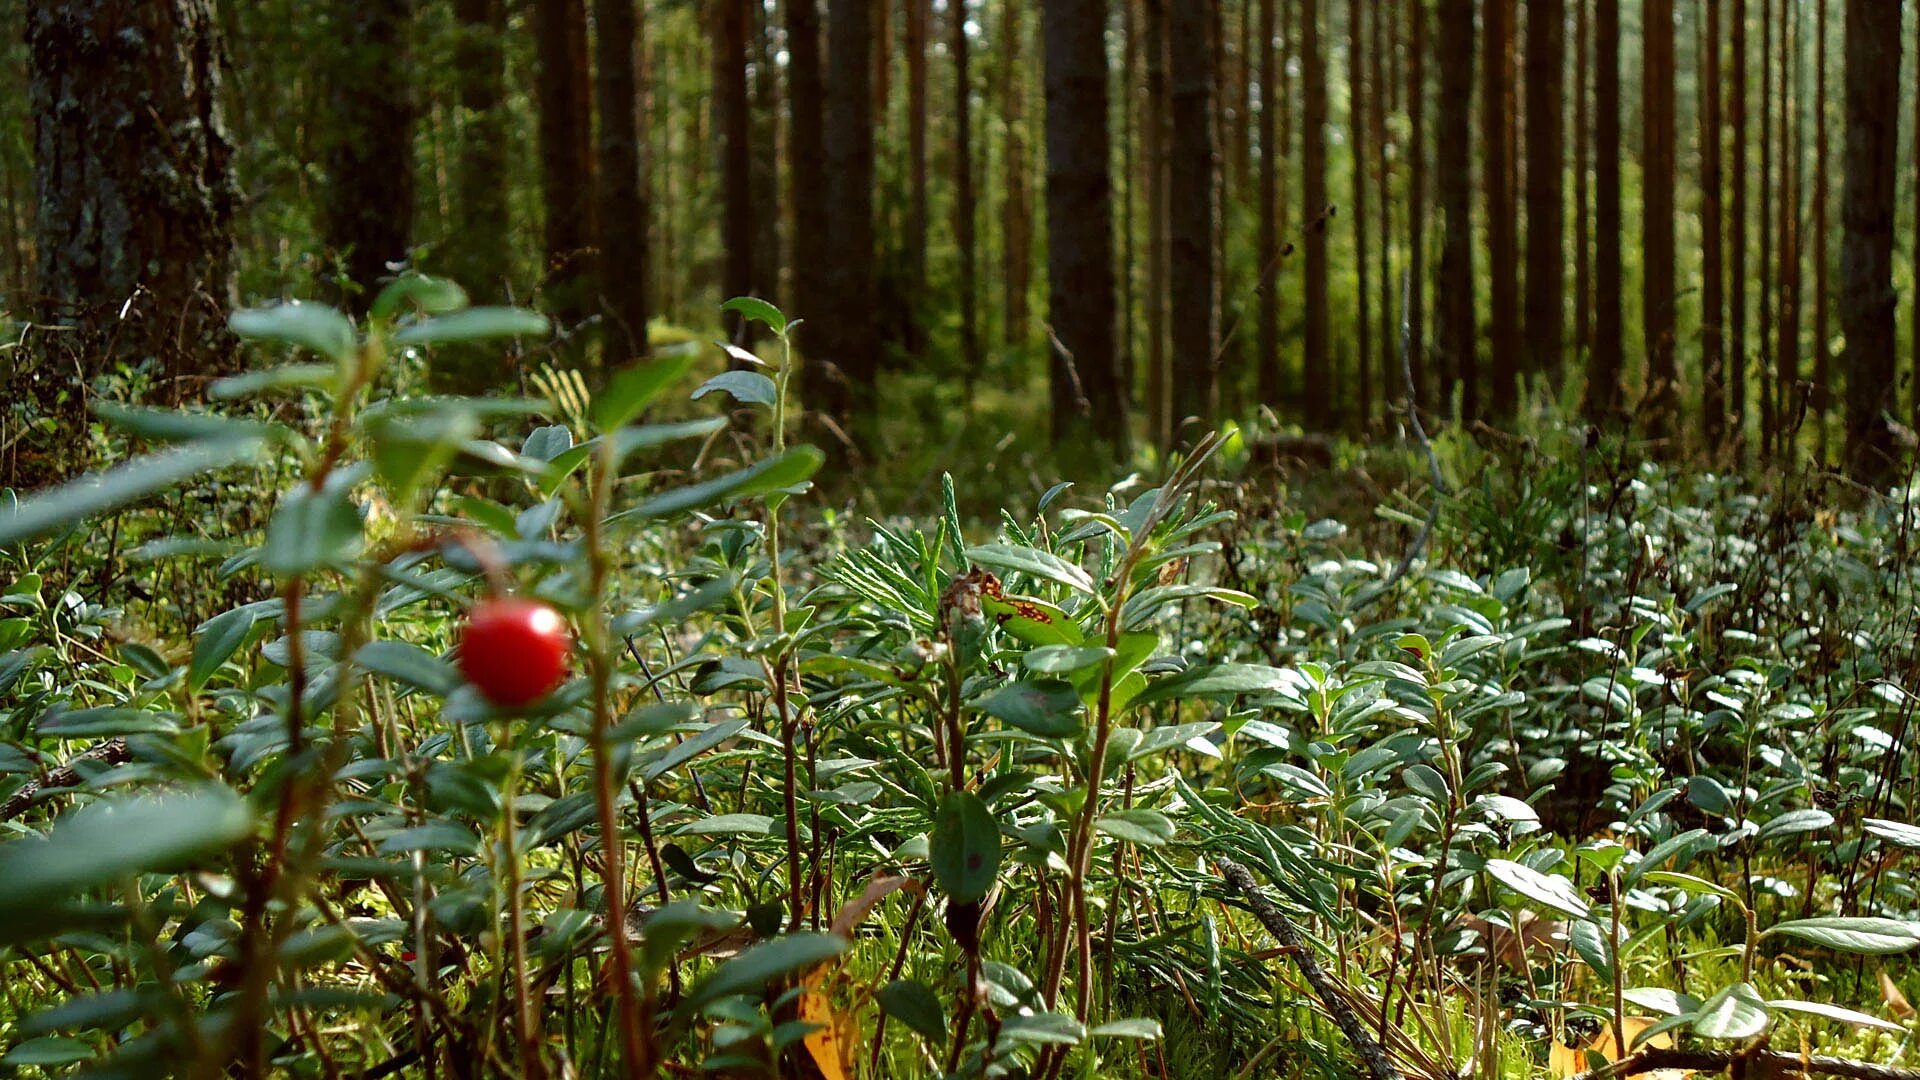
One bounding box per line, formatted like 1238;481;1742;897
1302;0;1331;424
595;0;650;365
1523;0;1564;381
1586;0;1622;420
1839;0;1899;482
907;0;929;297
787;0;826;331
813;0;879;425
1483;0;1518;418
28;0;237;382
1728;0;1749;433
1573;0;1591;355
1143;0;1171;444
1812;0;1831;449
715;0;755;343
1407;0;1429;407
533;0;595;330
321;0;414;312
1435;0;1475;420
1043;0;1127;451
1642;0;1677;437
1350;0;1373;427
1701;0;1725;445
448;0;512;306
1257;0;1281;407
1773;0;1801;459
954;0;980;379
1002;0;1035;349
1167;0;1217;431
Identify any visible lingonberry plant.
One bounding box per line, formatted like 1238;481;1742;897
2;281;1919;1080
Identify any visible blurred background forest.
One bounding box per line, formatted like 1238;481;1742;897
1;0;1918;485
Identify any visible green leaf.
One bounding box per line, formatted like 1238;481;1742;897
976;679;1082;738
1129;663;1289;709
1763;917;1920;955
720;295;787;334
1023;645;1114;674
1484;859;1592;919
680;932;846;1013
190;607;256;691
1090;1018;1163;1040
209;363;338;399
612;445;825;521
261;478;363;576
370;273;468;320
997;1012;1085;1046
1766;998;1907;1033
3;1036;94;1066
930;790;1002;904
91;402;286;444
0;439;263;547
676;813;775;837
356;640;460;696
592;352;699;431
692;370;778;406
0;788;254;914
230;301;356;362
391;306;548;346
1757;808;1834;842
964;543;1095;595
1095;809;1176;847
1691;982;1772;1040
1866;818;1920;849
875;979;947;1044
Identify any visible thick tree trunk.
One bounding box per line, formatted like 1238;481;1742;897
596;0;649;364
28;0;237;381
954;0;979;379
1573;0;1591;355
1166;0;1217;431
1407;0;1428;407
787;0;826;331
1728;0;1749;434
1002;0;1034;349
715;0;754;343
1435;0;1474;420
815;0;878;423
1143;0;1171;444
1642;0;1677;437
533;0;595;329
1811;0;1831;449
1302;0;1330;424
1839;0;1899;482
1349;0;1372;427
1483;0;1518;418
1701;0;1725;445
907;0;929;296
1587;0;1622;420
448;0;512;305
1523;0;1564;381
1773;0;1801;459
321;0;414;312
1257;0;1281;407
1043;0;1126;451
1758;0;1775;443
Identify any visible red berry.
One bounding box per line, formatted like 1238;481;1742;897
458;596;571;708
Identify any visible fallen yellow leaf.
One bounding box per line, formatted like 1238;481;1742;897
1548;1016;1690;1079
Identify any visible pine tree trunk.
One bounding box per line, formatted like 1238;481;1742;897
1435;0;1474;419
1483;0;1519;418
449;0;512;306
1371;0;1393;415
1042;0;1127;451
323;0;414;311
1758;0;1775;444
28;0;237;381
1728;0;1749;434
1642;0;1677;437
1350;0;1373;427
533;0;595;330
1774;0;1801;458
596;0;649;364
1144;0;1171;444
1257;0;1281;406
907;0;929;297
715;0;755;343
1840;0;1897;482
1701;0;1726;444
1812;0;1831;448
816;0;878;422
953;0;979;378
1523;0;1564;381
1002;0;1034;349
1587;0;1622;420
787;0;826;330
1167;0;1218;429
750;1;781;314
1573;0;1591;355
1303;0;1330;423
1407;0;1428;406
